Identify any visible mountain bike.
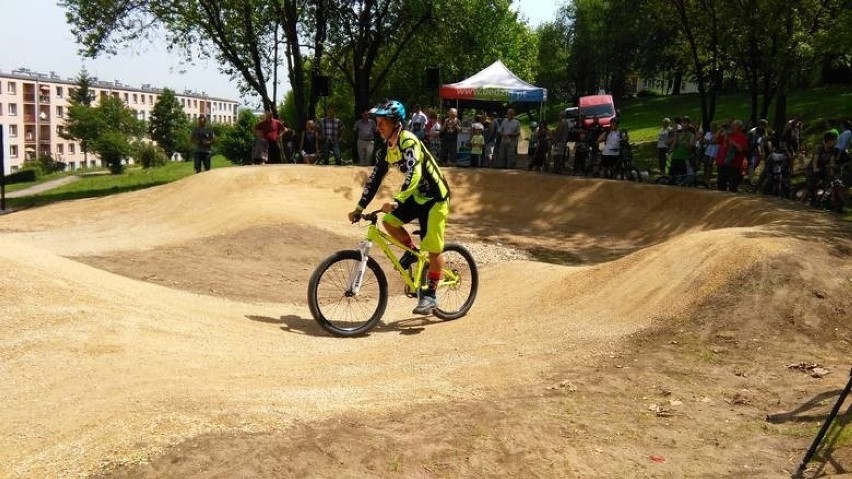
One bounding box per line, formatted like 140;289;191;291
307;210;479;337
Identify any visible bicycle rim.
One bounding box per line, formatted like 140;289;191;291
432;244;479;321
307;250;388;336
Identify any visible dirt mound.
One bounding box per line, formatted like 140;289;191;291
0;166;848;477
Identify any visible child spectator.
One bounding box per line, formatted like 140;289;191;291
469;124;485;168
251;129;268;165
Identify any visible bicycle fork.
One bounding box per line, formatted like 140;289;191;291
347;240;373;295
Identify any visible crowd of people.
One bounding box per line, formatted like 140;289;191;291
654;114;850;205
195;102;848;212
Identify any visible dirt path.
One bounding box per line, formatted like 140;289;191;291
1;166;850;478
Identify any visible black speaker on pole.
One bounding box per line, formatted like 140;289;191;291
425;67;440;88
313;75;330;97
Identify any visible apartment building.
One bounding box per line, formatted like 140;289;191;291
0;68;239;174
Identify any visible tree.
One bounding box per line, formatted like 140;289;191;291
62;70;96;165
148;88;190;158
67;95;145;174
62;0;326;141
216;109;259;165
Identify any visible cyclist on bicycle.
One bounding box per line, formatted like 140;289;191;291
348;100;451;315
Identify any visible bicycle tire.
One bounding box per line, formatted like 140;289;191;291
432;243;479;321
307;250;388;337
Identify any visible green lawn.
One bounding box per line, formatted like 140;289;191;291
618;85;852;145
4;156;234;209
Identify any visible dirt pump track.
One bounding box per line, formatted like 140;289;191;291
0;165;850;478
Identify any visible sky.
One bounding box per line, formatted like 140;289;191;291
0;0;561;107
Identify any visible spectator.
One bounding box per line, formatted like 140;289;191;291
190;115;215;173
805;130;838;205
254;110;283;164
527;121;539;168
280;122;295;163
250;129;268;165
486;111;502;164
656;117;673;174
552;109;572;173
427;110;442;159
529;121;551;172
300;119;320;164
669;120;695;177
440;108;461;166
598;117;623;178
573;129;590;175
834;120;850;167
496;108;521;169
354;110;377;166
783;115;802;154
469;123;485;168
747;119;770;182
319;107;344;165
701;122;719;186
717;119;748;192
408;104;428;141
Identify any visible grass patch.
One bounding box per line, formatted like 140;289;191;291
617;84;852;145
5;156;233;209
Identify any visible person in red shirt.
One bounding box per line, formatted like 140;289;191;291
254;110;283;164
716;119;748;192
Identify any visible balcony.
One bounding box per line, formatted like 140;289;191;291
39;95;51;104
23;94;35;103
24;114;36;123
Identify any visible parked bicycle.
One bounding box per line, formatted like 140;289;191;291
307;210;479;337
655;171;709;188
796;165;847;213
611;136;643;182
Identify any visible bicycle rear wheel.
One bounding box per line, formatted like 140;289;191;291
307;250;388;337
432;243;478;321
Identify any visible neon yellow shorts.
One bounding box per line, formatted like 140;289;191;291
383;198;449;253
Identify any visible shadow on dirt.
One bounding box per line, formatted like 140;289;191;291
245;314;443;337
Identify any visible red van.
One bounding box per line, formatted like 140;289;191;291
578;94;617;129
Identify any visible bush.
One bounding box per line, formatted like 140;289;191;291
3;169;38;184
137;142;169;168
636;90;662;98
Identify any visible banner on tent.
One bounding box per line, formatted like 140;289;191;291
440;86;546;102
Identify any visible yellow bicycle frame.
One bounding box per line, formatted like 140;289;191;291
348;220;460;296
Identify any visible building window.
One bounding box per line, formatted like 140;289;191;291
56;125;64;135
9;145;18;158
57;144;65;154
8;82;16;94
56;86;64;98
8;103;17;116
181;98;185;107
68;161;75;171
69;143;76;154
56;105;64;117
193;99;198;108
9;125;17;137
0;102;3;115
148;95;153;105
133;93;138;103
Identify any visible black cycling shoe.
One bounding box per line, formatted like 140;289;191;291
399;251;418;270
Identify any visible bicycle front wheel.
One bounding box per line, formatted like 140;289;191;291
307;250;388;337
433;243;479;321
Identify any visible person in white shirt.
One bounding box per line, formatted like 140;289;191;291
496;108;521;169
598;117;622;178
408;104;428;141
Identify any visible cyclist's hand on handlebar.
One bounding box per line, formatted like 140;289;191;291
380;202;397;213
348;210;361;223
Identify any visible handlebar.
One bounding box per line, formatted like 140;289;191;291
354;209;383;225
